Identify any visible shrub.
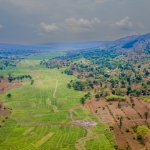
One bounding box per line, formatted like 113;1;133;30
106;94;126;101
126;128;130;132
114;145;118;150
109;126;114;130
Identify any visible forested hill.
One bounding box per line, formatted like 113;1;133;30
102;32;150;52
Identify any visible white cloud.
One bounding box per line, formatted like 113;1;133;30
0;24;3;28
40;22;59;32
39;18;101;34
115;16;133;30
64;17;100;32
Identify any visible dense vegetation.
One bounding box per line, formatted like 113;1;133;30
122;40;138;48
0;44;50;70
41;46;150;102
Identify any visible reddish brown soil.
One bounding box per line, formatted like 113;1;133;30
113;123;127;148
0;79;22;94
0;101;11;120
86;97;150;150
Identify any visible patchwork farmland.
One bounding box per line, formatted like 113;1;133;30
0;52;114;150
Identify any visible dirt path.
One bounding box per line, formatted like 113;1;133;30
69;110;75;122
5;83;15;91
0;79;22;94
31;62;35;67
75;128;99;150
86;101;95;114
53;79;58;98
69;111;99;150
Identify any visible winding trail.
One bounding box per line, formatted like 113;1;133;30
6;83;15;90
69;111;99;150
53;79;58;98
75;128;100;150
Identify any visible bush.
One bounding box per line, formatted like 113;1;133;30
109;126;114;130
137;134;142;140
114;145;118;150
7;93;12;98
106;94;126;101
127;117;130;120
132;124;138;132
126;128;130;132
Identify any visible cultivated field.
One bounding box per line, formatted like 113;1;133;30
0;51;114;150
86;97;150;150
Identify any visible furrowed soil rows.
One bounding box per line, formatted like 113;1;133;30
86;97;150;150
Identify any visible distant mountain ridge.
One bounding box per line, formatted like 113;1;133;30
0;41;109;52
0;32;150;52
103;32;150;51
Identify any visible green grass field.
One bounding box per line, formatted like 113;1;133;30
0;51;114;150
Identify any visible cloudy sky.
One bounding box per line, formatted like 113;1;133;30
0;0;149;44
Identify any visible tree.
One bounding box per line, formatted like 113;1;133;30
138;64;141;68
127;86;132;94
144;112;148;120
67;83;71;89
80;97;85;105
132;103;135;108
7;93;11;98
85;92;91;99
130;97;134;103
112;89;115;95
95;94;100;101
119;116;123;128
136;89;141;96
118;101;121;108
145;70;149;76
137;125;149;140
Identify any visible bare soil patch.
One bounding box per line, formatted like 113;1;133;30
98;107;115;124
0;101;11;126
113;123;127;148
0;79;22;94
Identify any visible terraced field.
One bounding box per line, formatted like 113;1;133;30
0;51;115;150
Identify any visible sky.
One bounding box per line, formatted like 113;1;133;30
0;0;150;44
